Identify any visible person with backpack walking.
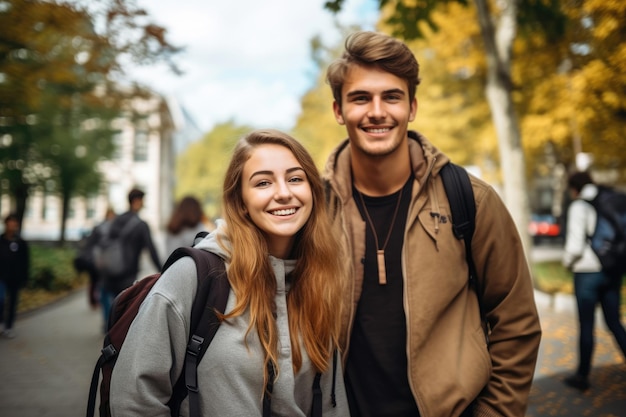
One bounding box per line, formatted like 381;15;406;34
109;129;349;416
74;207;116;309
562;171;626;391
323;31;541;416
99;188;161;328
0;213;30;339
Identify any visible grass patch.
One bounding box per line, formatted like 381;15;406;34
532;260;626;309
532;261;573;295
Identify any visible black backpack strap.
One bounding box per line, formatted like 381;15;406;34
311;372;322;417
165;247;230;417
440;163;488;343
309;348;338;417
262;362;276;417
331;349;337;407
86;353;108;417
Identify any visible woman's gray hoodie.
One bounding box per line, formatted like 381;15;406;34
110;222;349;417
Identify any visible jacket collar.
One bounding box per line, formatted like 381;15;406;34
324;130;450;204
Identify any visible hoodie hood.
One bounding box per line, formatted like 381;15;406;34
193;218;231;261
323;130;450;205
579;183;599;202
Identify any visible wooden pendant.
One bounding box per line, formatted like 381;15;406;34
377;249;387;285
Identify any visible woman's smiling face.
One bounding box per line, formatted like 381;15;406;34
241;143;313;258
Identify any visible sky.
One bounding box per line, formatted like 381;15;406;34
127;0;379;135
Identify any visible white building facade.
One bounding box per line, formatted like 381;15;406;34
1;92;184;245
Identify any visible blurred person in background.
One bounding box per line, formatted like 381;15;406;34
164;196;215;256
74;207;116;309
0;213;30;338
100;188;162;328
562;171;626;391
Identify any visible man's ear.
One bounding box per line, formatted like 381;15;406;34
409;97;418;122
333;101;345;125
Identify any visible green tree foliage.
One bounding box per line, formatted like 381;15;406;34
0;0;180;242
0;0;117;232
176;122;252;220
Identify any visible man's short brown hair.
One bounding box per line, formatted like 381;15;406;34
326;31;421;108
128;188;145;205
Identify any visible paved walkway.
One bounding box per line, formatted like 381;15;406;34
1;287;625;416
0;289;102;417
528;292;626;417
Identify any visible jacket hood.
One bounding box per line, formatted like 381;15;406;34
193;219;231;261
579;183;599;201
323;130;450;203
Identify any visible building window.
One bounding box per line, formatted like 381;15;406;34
112;132;123;160
86;195;96;219
68;199;76;219
133;130;149;162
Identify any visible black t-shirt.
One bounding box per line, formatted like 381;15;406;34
346;177;419;417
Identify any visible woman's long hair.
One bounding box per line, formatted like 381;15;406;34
220;129;342;387
166;196;204;235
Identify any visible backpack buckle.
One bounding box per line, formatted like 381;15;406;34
187;335;204;357
101;344;117;362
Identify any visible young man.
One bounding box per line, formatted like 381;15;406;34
99;188;162;327
562;172;626;391
323;31;541;417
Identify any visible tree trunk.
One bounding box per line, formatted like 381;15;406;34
11;182;29;231
59;189;70;246
474;0;532;256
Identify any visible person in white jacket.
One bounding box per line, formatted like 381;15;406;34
562;171;626;391
110;129;349;416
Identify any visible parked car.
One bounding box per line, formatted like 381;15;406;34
528;213;562;245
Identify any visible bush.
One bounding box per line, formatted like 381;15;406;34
29;243;83;291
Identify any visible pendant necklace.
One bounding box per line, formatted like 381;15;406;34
357;187;403;285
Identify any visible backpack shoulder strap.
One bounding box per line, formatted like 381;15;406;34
86;270;161;417
440;163;476;242
165;247;230;417
117;215;142;238
440;163;488;342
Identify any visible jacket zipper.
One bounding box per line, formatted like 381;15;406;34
403;156;437;416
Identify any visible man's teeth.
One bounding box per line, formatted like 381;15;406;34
364;128;390;133
271;208;296;216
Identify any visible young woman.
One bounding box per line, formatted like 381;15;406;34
110;129;348;416
164;195;215;256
